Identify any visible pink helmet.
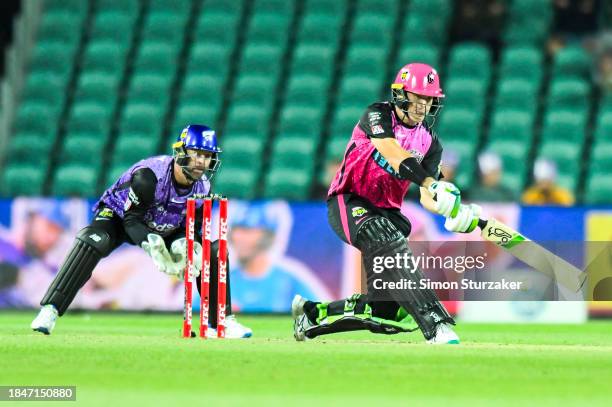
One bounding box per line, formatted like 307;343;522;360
392;63;445;98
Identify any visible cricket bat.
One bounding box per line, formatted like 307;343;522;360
478;218;587;295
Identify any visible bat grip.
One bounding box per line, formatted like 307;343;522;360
477;218;488;230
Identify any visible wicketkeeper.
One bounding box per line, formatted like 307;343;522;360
293;63;482;344
31;124;252;338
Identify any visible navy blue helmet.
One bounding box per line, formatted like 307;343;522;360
172;124;222;181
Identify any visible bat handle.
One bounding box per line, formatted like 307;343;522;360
477;218;488;230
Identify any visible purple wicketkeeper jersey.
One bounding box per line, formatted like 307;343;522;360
328;102;443;209
94;155;210;236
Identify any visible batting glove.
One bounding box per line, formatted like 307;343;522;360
428;181;461;218
444;203;482;233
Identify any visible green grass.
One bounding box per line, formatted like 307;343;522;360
1;312;611;406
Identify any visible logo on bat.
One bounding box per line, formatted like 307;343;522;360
487;226;513;245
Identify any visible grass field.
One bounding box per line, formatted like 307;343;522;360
1;312;612;406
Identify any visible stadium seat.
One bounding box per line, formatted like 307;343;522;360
119;103;164;136
541;111;586;144
133;43;178;75
74;72;119;106
141;12;188;45
277;106;324;138
97;0;139;14
1;164;46;196
547;79;590;114
291;45;336;78
37;11;83;45
240;44;284;77
447;43;491;81
339;76;381;108
44;0;87;16
90;11;136;43
60;136;105;167
594;111;612;141
249;14;293;45
52;165;98;197
552;45;591;80
343;46;388;81
82;40;129;74
494;78;539;112
112;136;159;168
298;13;344;45
488;110;534;144
498;46;543;82
396;45;440;69
21;72;63;105
437;109;481;143
585;172;612;204
350;14;394;48
8;132;54;163
214;167;259;199
264;167;312;200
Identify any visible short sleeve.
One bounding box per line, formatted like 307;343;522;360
357;102;395;139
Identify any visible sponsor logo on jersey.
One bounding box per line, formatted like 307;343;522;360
124;188;140;211
95;207;114;221
351;207;368;217
371;124;384;135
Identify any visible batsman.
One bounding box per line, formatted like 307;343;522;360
293;63;482;344
31;124;252;338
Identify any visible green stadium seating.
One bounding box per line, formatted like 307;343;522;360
37;11;83;44
112;136;158;168
291;45;336;78
180;74;224;108
252;0;294;16
21;72;63;105
141;12;189;45
343;46;388;81
547;78;590;113
298;13;344;45
437;108;481;143
97;0;139;14
504;0;551;45
1;164;45;196
65;103;112;135
232;74;277;110
499;46;543;82
74;72;119;106
82;41;129;74
249;14;293;45
594;111;612;141
585;171;612;204
195;11;241;47
119;103;164;136
220;136;266;165
172;104;219;136
60;135;105;167
488;110;534;144
355;0;398;17
447;43;491;81
494;78;539;112
29;41;75;79
441;140;475;188
240;44;284;77
52;164;98;197
214;167;258;199
277;106;324;137
339;76;381;108
485;141;529;194
90;11;135;43
410;0;452;19
44;0;87;15
284;74;329;108
149;0;192;14
325;136;349;161
224;105;270;136
189;43;232;78
444;78;487;113
400;13;447;47
8;132;54;162
264;167;312;200
541;111;586;144
396;45;440;69
133;43;178;75
13;102;58;135
552;45;591;80
537;141;580;191
128;73;172;105
350;14;394;47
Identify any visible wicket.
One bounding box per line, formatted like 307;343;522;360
183;194;228;339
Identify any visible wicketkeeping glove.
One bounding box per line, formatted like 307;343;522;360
169;238;202;280
444;203;482;233
141;234;199;280
428;181;461;218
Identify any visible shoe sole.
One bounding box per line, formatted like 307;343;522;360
32;327;51;335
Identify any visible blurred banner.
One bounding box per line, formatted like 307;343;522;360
0;198;610;315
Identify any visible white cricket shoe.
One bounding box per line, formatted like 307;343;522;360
31;304;58;335
293;313;315;342
427;323;460;345
207;315;252;339
291;294;307;319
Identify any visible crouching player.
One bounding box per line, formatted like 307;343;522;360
293;63;482;344
31;124;252;338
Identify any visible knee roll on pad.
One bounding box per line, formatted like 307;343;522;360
76;227;113;257
355;217;404;252
41;230;106;315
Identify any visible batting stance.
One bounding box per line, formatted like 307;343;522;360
31;124;252;338
292;63;482;344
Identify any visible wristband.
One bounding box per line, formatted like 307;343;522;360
399;157;430;185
